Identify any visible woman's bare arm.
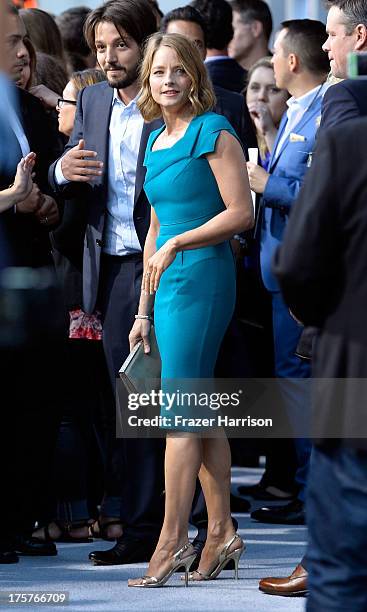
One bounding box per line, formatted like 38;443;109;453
129;207;159;352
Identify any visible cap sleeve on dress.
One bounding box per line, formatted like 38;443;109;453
191;113;239;159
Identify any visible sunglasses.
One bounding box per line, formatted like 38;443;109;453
57;98;77;108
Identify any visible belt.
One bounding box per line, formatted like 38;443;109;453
101;252;143;263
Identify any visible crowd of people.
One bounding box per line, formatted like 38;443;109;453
1;0;367;608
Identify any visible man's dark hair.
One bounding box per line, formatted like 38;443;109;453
56;7;91;58
84;0;157;51
324;0;367;33
160;6;207;46
148;0;164;20
230;0;273;41
191;0;233;49
281;19;330;75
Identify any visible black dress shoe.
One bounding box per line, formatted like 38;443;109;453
0;551;19;564
230;493;250;513
251;500;305;525
89;536;156;566
15;537;57;556
238;483;295;501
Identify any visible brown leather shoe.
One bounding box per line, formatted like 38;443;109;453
259;563;308;597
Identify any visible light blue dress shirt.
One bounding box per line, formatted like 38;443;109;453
274;82;329;158
55;89;144;256
104;90;143;255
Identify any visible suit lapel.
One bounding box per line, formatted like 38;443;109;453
134;118;163;206
268;113;287;170
269;105;319;172
93;85;113;172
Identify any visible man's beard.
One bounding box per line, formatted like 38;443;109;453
105;64;139;90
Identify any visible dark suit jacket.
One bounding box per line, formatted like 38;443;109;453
49;81;160;314
214;84;256;153
273;119;367;443
0;87;62;267
320;79;367;131
205;57;247;93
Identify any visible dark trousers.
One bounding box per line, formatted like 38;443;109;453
306;445;367;612
272;292;312;501
52;340;107;523
97;254;165;540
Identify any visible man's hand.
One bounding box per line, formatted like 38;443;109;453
61;139;103;182
246;162;270;194
35;195;60;226
16;182;44;213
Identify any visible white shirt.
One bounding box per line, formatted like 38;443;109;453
204;55;232;63
274;82;329;158
55;89;144;256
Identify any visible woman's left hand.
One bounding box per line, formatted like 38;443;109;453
143;239;178;294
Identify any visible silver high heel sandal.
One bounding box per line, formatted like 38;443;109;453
128;542;197;588
187;534;245;581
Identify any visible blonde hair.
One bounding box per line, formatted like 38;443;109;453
138;32;215;121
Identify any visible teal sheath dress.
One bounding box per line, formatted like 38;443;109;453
143;112;238;427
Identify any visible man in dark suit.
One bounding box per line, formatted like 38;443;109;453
320;0;367;129
274;115;367;612
258;0;367;596
160;5;256;151
192;0;247;93
49;0;166;566
0;1;66;563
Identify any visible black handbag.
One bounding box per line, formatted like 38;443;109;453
119;325;161;395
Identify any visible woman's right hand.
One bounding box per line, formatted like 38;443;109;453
129;318;151;354
12;152;36;201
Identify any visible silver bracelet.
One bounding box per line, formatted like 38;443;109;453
135;314;153;321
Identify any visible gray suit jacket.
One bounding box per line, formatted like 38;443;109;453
49;81;160;313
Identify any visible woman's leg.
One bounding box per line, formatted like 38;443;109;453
196;435;241;574
129;434;202;583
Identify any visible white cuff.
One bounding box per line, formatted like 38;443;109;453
55;159;69;185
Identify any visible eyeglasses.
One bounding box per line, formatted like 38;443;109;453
57;98;77;108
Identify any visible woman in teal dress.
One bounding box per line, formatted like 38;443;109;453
128;33;253;588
